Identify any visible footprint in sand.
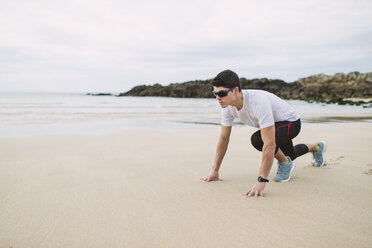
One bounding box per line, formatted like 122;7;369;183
326;155;344;166
307;155;345;168
362;169;372;175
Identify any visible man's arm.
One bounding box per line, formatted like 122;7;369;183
259;125;276;178
246;125;276;197
203;125;232;182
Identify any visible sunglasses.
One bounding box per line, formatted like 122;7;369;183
213;86;237;97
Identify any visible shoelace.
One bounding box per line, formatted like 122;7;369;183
315;156;322;164
277;163;288;176
314;149;322;163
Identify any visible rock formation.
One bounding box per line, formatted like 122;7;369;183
86;93;113;96
119;71;372;101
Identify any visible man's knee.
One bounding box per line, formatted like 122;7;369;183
251;132;263;151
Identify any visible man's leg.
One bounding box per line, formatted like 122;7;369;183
273;120;303;182
251;121;301;161
275;119;318;161
251;127;296;182
274;148;288;163
252;133;294;162
307;144;318;153
281;142;326;167
273;146;296;182
251;119;326;170
308;142;327;167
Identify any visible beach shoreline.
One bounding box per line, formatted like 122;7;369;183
1;92;372;138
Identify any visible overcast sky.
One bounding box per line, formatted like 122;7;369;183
0;0;371;92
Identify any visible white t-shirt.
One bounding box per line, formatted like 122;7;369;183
221;90;300;129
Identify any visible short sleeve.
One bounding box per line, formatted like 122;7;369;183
221;107;234;126
251;96;275;129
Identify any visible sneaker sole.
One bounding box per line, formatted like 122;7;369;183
275;162;296;182
315;141;327;167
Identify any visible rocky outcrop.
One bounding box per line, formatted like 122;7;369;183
86;93;113;96
290;71;372;100
118;71;372;100
119;80;213;98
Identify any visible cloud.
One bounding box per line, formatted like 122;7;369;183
0;0;371;92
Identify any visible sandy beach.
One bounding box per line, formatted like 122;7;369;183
0;123;371;248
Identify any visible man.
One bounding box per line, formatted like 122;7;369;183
203;70;326;197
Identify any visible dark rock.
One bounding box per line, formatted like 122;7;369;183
86;93;113;96
118;71;372;101
119;80;214;98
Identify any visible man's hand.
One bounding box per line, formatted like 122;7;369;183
203;170;220;182
246;182;266;197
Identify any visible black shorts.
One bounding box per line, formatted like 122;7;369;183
250;119;302;160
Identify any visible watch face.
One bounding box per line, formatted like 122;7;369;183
258;176;268;182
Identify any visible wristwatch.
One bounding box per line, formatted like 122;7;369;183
257;176;269;183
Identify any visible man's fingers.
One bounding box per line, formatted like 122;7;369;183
246;189;264;198
247;190;254;197
203;176;212;181
202;177;220;182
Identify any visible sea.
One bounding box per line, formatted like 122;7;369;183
0;92;371;137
